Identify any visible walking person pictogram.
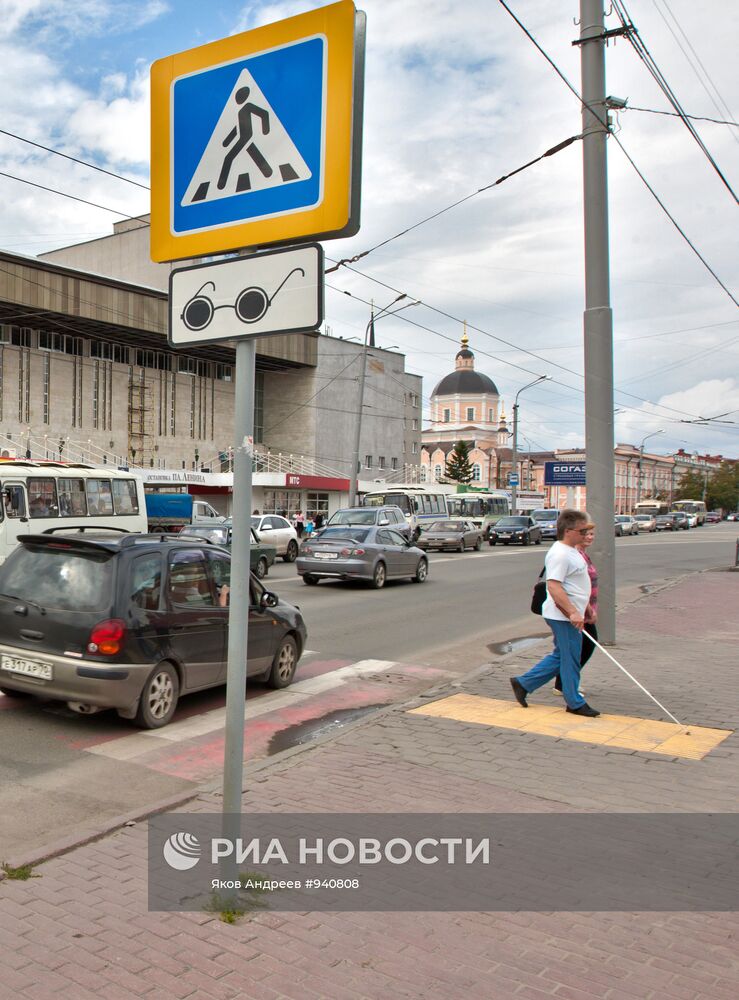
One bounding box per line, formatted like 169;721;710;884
218;87;272;191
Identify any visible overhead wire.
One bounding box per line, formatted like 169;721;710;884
625;106;739;128
496;0;739;310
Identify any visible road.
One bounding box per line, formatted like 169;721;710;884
0;522;735;857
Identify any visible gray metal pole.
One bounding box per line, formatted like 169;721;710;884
222;337;255;859
348;315;371;507
580;0;616;644
636;446;644;504
510;403;519;514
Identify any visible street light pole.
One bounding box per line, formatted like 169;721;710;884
511;376;549;514
348;295;414;506
636;430;665;504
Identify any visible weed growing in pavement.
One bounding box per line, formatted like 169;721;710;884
2;862;40;880
203;870;270;924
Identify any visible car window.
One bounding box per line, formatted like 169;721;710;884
316;527;370;542
376;529;397;545
330;510;375;525
168;549;215;607
0;542;113;612
206;552;231;607
130;554;162;611
28;477;59;518
386;530;408;546
266;517;283;529
250;516;261;529
58;478;88;517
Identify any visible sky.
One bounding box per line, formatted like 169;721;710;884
0;0;737;459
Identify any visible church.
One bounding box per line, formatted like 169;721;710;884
420;329;542;493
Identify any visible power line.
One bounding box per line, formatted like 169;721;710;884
325;133;582;274
0;127;150;190
626;106;739;128
496;0;739;310
0;169;147;221
612;0;738;203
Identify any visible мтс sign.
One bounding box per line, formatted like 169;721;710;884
151;0;365;262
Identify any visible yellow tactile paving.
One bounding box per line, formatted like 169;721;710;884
407;693;732;760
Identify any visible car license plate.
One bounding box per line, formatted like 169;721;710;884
314;552;338;560
1;654;53;681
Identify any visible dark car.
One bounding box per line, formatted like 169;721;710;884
297;525;428;588
179;524;276;579
705;512;721;524
489;516;542;546
416;520;483;552
0;533;306;729
324;505;412;540
669;511;690;530
655;514;677;531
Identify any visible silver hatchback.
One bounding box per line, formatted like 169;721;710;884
296;526;428;589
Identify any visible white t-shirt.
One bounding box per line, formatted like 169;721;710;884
542;540;591;621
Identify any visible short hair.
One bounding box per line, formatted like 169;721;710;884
556;508;590;539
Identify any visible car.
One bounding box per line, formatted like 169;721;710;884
669;511;690;531
705;511;721;524
0;532;307;729
615;515;639;536
530;509;559;540
178;524;277;579
489;516;542;546
296;525;428;588
655;514;677;531
726;512;738;521
416;519;483;552
324;505;412;540
250;514;300;562
633;514;657;533
686;513;698;528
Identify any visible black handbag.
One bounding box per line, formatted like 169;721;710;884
531;567;546;615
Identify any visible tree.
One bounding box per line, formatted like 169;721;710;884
445;440;474;484
674;469;706;501
705;462;739;512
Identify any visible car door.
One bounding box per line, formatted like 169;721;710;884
259;516;286;555
385;529;414;575
165;548;227;691
210;556;274;678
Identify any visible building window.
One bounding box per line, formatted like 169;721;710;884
466;407;475;421
443;408;451;423
137;350;172;371
43;354;50;424
71;357;83;427
412;442;418;455
488;408;494;422
4;326;33;348
410;393;419;408
378;456;385;470
18;349;30;422
91;340;128;364
391;458;398;470
412;418;418;430
434;464;442;480
39;331;82;355
472;463;481;482
214;363;232;381
307;492;329;521
365;455;372;469
420;465;427;482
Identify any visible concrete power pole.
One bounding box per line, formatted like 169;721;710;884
580;0;616;643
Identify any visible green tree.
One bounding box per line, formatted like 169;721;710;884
674;469;706;501
705;462;739;512
445;440;474;484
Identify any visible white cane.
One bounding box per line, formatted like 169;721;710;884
583;631;689;733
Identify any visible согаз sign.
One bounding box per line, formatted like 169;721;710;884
544;462;587;486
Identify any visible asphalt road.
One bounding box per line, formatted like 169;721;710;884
0;522;734;858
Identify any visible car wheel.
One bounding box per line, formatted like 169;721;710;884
457;542;465;553
302;574;319;586
522;535;530;546
267;635;298;689
255;556;268;579
134;663;179;730
489;538;496;546
535;537;542;545
475;537;483;551
371;561;386;589
413;558;428;583
283;540;299;563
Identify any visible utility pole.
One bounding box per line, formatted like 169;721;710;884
511;376;549;514
580;0;616;643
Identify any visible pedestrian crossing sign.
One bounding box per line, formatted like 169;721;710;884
151;0;364;263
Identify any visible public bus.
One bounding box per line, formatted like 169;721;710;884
633;500;670;517
361;485;450;538
670;499;707;525
0;461;148;564
447;491;509;534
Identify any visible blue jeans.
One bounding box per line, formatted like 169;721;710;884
516;618;585;709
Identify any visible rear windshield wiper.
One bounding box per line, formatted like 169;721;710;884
0;592;47;615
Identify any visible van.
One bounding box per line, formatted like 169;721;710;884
531;508;559;540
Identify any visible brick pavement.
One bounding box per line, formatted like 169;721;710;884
0;570;736;999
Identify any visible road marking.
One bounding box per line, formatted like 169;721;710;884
408;693;732;760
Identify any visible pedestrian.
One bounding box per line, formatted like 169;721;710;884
554;520;598;694
510;509;600;717
253;508;260;515
304;516;314;538
293;510;305;538
314;511;325;531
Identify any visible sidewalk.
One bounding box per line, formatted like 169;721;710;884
1;570;737;1000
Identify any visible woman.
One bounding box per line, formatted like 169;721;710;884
554;521;597;693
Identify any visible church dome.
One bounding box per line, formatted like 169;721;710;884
432;329;498;396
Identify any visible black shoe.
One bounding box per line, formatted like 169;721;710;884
566;703;600;718
510;677;528;708
554;676;563;692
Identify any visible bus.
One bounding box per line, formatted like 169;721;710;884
0;461;148;564
670;499;707;525
447;491;509;535
361;485;449;538
633;500;670;517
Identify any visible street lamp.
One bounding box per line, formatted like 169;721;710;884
511;376;550;514
636;429;665;504
348;296;419;505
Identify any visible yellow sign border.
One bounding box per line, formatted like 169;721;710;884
151;0;358;262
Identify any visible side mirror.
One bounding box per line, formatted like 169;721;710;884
260;591;279;609
379;518;389;525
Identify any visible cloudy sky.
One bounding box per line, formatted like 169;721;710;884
0;0;737;458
